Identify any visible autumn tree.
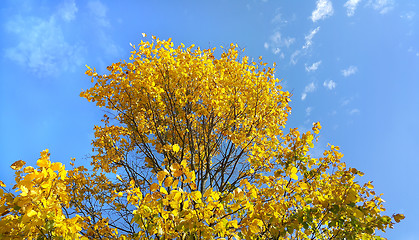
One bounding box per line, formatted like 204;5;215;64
0;36;404;239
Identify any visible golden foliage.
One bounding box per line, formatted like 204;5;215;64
1;36;403;239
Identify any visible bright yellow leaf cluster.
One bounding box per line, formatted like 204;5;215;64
0;150;86;239
1;36;403;239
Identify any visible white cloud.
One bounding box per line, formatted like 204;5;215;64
58;0;78;22
86;0;122;57
283;38;296;48
290;50;300;65
271;13;283;23
368;0;394;14
302;82;316;100
271;32;295;48
306;107;312;116
349;108;360;115
272;48;285;58
305;82;316;92
303;27;320;49
88;0;110;27
270;31;282;44
305;61;322;72
264;42;269;49
401;11;415;21
5;15;85;76
342;99;351;106
288;27;320;65
266;31;295;56
323;80;336;90
311;0;334;22
342;66;358;77
344;0;362;16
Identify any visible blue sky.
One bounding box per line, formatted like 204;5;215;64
0;0;418;238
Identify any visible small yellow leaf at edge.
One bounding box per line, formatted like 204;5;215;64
11;160;26;170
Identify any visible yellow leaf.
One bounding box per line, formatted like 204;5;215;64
142;33;147;37
164;176;173;188
393;214;405;223
150;183;159;192
27;209;37;217
0;180;5;188
186;170;196;182
37;158;50;168
353;208;364;218
160;187;168;195
365;181;374;189
172;179;179;189
20;185;28;196
181;159;187;168
172;144;180;153
59;169;67;180
346;189;358;203
171;163;183;177
41;181;51;189
116;175;123;181
249;219;263;233
51;162;62;171
157;170;168;184
11;160;26;170
190;191;202;201
290;166;298;180
299;182;308;190
23;166;35;173
229;219;238;228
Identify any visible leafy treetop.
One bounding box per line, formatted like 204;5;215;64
0;35;404;239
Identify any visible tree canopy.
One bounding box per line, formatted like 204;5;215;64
0;36;404;239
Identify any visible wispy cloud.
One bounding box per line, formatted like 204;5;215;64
305;82;316;93
306;107;313;116
270;31;296;48
301;82;316;100
341;98;352;106
303;27;320;50
87;0;122;57
289;27;320;65
305;61;322;72
4;7;85;76
342;66;358;77
344;0;362;17
58;0;78;22
349;108;360;115
88;0;110;27
265;31;295;57
367;0;394;14
290;50;301;65
323;80;336;90
271;12;289;24
311;0;334;22
401;11;415;21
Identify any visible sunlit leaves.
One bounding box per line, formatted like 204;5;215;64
1;150;86;239
0;36;403;239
